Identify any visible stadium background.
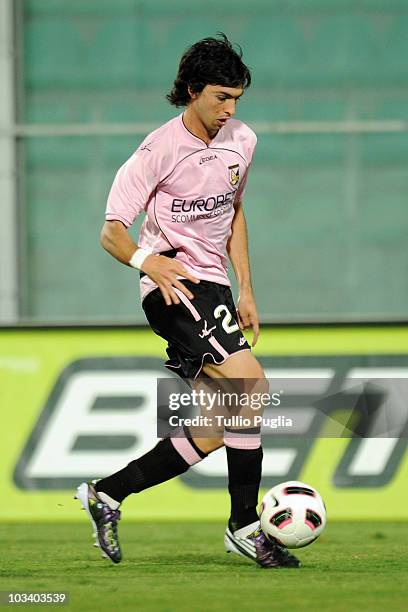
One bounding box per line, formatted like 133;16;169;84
1;0;408;523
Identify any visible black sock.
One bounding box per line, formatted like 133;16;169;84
95;436;207;504
226;445;263;532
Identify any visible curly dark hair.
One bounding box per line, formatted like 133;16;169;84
166;33;251;107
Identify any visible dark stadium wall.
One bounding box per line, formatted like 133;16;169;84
16;0;408;323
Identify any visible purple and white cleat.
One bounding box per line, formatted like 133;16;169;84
75;481;122;564
224;521;301;568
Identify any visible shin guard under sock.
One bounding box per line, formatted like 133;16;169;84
95;435;207;504
225;427;263;532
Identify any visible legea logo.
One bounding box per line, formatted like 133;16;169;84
14;355;408;490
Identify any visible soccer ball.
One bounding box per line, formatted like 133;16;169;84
260;480;326;549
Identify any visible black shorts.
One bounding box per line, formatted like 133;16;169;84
142;280;251;380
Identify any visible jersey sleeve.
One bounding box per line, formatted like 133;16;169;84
105;152;159;227
234;165;250;203
235;128;257;203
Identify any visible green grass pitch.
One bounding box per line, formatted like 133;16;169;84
1;522;407;611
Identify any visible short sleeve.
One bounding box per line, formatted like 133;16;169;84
234;164;251;203
105;153;159;227
235;129;257;203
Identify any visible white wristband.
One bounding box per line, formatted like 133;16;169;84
129;248;151;270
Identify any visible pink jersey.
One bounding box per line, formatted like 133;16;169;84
106;113;257;301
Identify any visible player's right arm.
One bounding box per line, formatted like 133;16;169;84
100;220;199;305
104;145;199;305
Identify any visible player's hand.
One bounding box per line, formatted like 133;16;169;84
236;288;260;347
141;255;200;306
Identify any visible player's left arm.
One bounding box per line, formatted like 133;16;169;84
226;200;260;347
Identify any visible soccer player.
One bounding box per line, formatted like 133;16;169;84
76;34;300;569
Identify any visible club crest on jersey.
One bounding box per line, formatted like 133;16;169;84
228;164;240;186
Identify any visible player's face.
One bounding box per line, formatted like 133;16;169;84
189;84;244;137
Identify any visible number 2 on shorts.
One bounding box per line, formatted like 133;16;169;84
213;304;239;334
